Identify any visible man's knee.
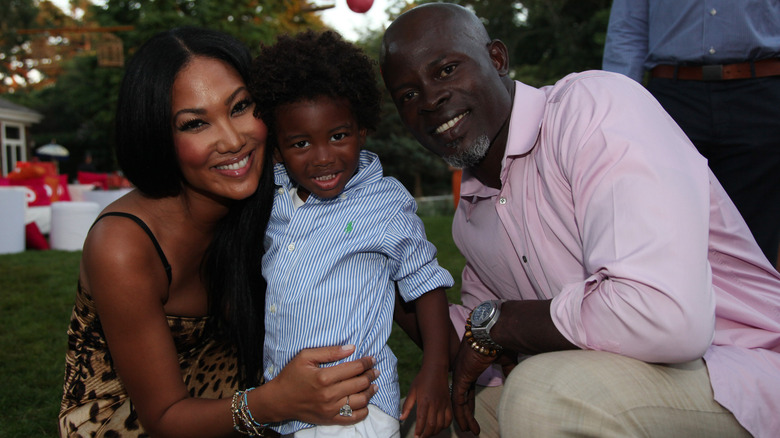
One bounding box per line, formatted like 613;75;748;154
497;350;749;437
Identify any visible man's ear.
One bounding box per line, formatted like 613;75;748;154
488;40;510;76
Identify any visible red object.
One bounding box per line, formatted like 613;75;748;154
347;0;373;13
25;222;50;250
10;177;51;206
55;175;71;201
77;171;109;190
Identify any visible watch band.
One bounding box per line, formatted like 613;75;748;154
464;301;504;357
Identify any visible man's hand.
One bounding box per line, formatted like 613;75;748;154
450;337;497;435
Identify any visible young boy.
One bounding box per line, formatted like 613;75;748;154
249;31;455;437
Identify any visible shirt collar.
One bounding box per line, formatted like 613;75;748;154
460;81;547;201
273;149;383;200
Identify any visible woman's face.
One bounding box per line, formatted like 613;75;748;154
171;56;267;204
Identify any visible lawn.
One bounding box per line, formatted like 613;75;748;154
0;214;464;438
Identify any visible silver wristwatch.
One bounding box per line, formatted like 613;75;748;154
469;300;504;351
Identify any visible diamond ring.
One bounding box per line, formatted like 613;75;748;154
339;395;353;417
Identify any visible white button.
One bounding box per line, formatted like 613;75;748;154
269;303;277;314
499;197;507;205
710;8;716;15
277;187;285;194
287;243;295;251
266;365;274;375
709;47;716;55
339;193;347;200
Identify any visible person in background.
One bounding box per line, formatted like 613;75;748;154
602;0;780;267
59;27;378;438
249;30;455;438
77;152;96;172
380;3;780;437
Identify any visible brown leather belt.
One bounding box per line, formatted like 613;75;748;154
651;58;780;81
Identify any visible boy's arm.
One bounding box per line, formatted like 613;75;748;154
401;287;456;437
393;286;460;365
394;284;423;348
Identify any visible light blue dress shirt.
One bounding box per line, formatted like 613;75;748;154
603;0;780;81
262;150;454;435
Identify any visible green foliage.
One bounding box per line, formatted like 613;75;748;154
418;0;612;86
90;0;328;54
0;214;464;436
0;0;38;77
23;54;123;177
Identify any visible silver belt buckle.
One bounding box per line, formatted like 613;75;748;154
702;64;723;80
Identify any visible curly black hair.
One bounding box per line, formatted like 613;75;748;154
249;30;381;142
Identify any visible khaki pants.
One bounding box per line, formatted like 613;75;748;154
498;350;750;437
403;350;750;437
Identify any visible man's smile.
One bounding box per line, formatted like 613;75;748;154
434;111;469;134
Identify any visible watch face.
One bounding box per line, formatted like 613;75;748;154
472;302;494;327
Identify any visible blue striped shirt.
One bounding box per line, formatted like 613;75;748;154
261;150;454;435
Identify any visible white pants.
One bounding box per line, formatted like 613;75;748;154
288;404;400;438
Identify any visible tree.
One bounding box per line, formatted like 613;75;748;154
0;0;78;92
3;0;334;178
417;0;612;86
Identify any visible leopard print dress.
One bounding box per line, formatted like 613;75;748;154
58;282;240;437
58;212;240;437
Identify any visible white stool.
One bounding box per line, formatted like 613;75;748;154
0;188;27;254
50;201;100;251
82;188;132;214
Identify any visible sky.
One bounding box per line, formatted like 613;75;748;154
48;0;392;42
318;0;391;41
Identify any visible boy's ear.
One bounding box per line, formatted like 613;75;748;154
273;146;283;164
359;128;368;148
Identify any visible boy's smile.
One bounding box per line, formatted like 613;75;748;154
274;96;366;201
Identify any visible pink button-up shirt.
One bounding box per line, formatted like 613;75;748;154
449;72;780;437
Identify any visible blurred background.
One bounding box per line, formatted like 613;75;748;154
1;0;612;198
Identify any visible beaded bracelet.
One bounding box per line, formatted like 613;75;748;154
231;387;271;436
464;317;501;357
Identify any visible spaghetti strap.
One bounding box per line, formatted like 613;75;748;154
91;212;173;285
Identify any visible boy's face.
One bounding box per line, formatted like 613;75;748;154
274;96;366;201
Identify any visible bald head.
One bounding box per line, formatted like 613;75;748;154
380;3;490;66
379;2;514;172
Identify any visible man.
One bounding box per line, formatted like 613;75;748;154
381;3;780;437
603;0;780;267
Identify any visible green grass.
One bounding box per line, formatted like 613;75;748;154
0;215;464;437
0;250;81;438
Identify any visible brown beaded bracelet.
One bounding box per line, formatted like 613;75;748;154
464;317;502;357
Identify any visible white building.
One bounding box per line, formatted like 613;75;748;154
0;97;43;177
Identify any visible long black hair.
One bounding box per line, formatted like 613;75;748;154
116;26;254;197
117;27;273;386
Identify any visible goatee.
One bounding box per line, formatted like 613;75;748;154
444;134;491;169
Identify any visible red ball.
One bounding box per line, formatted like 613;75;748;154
347;0;373;13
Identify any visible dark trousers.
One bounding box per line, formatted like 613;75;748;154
648;76;780;266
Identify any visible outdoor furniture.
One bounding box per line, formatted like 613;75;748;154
49;201;99;251
0;188;26;254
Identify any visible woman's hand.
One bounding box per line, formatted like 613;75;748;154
252;345;379;425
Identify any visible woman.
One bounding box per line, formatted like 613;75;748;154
59;27;377;437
